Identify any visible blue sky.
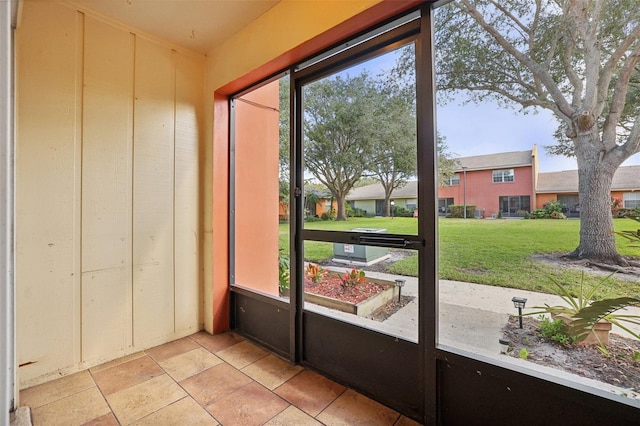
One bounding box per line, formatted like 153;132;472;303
436;99;640;172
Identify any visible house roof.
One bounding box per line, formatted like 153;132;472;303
537;165;640;193
347;148;534;200
347;181;418;201
457;149;533;171
349;163;640;200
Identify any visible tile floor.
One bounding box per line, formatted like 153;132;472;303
20;331;422;426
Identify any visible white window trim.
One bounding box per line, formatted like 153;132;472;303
492;169;515;183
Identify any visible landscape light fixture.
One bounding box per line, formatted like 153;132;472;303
391;200;395;219
511;296;527;329
498;338;510;354
395;279;405;302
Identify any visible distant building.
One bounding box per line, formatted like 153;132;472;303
346;145;640;217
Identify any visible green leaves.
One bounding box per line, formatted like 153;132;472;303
569;296;640;343
527;272;640;346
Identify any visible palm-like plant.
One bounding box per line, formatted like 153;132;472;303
527;272;640;346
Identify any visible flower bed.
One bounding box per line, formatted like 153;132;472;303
304;273;398;317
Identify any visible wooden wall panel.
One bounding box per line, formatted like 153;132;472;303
81;17;134;362
174;52;204;333
16;1;205;386
15;2;82;384
133;38;176;345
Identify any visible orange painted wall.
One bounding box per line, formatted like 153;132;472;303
439;166;534;217
315;199;338;216
535;193;558;209
234;81;280;296
212;93;230;332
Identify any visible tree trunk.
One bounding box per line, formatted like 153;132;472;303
385;195;391;217
571;132;624;264
336;195;347;221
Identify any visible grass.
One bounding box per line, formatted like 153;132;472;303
279;217;640;298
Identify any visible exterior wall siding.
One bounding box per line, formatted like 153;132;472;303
16;1;205;387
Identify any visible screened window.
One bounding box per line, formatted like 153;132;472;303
492;169;514;183
445;173;460;186
623;192;640;208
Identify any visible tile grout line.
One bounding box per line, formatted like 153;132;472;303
313;386;348;421
86;368;121;425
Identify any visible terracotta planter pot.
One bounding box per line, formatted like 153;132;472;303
554;313;612;346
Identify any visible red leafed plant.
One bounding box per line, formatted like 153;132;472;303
341;268;366;288
305;263;327;283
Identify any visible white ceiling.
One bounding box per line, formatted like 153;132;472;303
70;0;281;54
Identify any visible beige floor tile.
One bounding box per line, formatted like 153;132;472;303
263;405;323;426
89;352;146;374
180;362;252;406
395;415;423;426
131;397;219;425
92;355;163;396
241;354;303;390
190;331;245;353
21;371;95;409
106;374;186;425
215;340;268;369
274;370;346;417
159;347;223;382
145;337;200;362
30;387;110;426
317;389;400;426
206;382;288;426
82;412;119;425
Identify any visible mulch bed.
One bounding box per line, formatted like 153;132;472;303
304;274;388;304
368;296;415;322
502;316;640;395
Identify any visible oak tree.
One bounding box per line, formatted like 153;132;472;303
435;0;640;263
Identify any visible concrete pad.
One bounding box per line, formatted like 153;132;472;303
10;407;32;426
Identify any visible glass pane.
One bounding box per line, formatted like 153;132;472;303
434;2;640;401
233;75;290;300
302;240;418;342
301;43;418;234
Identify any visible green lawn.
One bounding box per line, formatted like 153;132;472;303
279;217;640;298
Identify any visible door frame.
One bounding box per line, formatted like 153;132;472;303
229;6;436;422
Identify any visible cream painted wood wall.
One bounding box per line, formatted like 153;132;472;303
16;1;204;387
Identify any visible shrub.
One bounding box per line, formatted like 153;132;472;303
617;207;640;219
345;203;354;217
305;216;322;222
543;200;565;215
305;263;327;283
538;316;573;345
529;201;567;219
320;209;335;221
341;268;366;288
392;206;415;217
353;208;367;217
278;250;290;296
347;205;367;218
447;205;476;218
530;208;547;219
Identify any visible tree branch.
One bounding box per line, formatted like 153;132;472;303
458;0;575;118
602;43;640;148
596;25;640;116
